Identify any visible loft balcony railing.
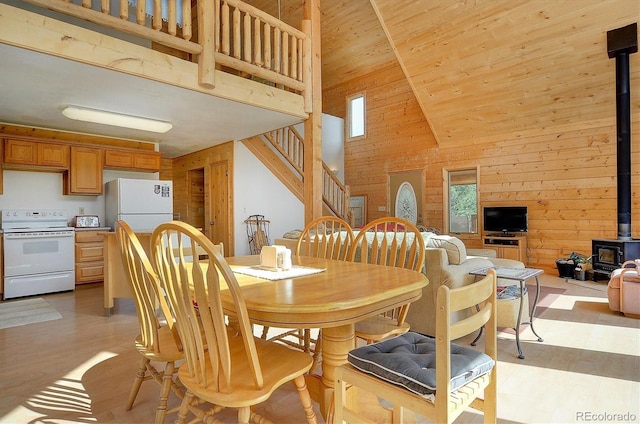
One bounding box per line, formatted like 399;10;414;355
21;0;311;111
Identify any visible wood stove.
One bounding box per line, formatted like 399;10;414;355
592;239;640;281
592;24;639;281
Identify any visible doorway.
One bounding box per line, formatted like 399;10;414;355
187;168;205;231
208;161;231;255
389;171;423;225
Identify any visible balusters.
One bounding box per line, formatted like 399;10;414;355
253;17;262;66
243;12;251;62
182;0;192;41
119;0;128;20
221;2;230;55
263;23;271;69
233;7;241;59
273;29;282;74
135;0;145;25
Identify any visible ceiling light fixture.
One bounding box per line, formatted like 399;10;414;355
62;106;173;133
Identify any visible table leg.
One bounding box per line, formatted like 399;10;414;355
515;282;526;359
528;276;544;342
309;324;355;419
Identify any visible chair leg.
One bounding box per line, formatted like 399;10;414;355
238;406;252;424
303;329;311;352
126;356;150;410
261;326;270;339
154;361;176;424
293;374;318;424
309;331;322;374
175;390;194;424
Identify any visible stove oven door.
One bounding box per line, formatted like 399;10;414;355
3;230;75;299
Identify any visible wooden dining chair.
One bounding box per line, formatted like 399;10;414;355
150;221;318;424
266;216;355;372
347;217;425;343
115;221;184;424
335;269;498;424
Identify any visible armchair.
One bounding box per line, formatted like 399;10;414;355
608;260;640;318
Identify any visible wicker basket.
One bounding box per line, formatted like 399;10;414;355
497;288;530;329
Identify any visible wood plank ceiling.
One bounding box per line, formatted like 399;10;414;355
247;0;639;145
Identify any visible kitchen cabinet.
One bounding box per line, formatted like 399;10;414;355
103;231;152;315
75;230;105;284
63;146;103;195
3;139;69;169
104;148;161;172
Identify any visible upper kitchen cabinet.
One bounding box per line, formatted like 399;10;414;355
3;139;69;169
63;146;104;195
104;148;161;172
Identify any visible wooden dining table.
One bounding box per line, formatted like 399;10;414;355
223;255;429;418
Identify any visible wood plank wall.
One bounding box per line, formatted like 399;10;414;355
323;62;639;274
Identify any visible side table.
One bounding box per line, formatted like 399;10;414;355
469;266;544;359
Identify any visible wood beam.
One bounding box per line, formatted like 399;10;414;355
303;0;323;223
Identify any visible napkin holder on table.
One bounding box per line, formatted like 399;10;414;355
259;245;292;271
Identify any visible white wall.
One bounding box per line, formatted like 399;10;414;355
294;114;345;182
233;142;304;255
233;113;344;255
0;169;159;227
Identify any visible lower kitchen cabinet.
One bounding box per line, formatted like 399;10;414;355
75;230;105;284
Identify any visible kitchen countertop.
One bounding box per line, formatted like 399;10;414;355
74;227;112;232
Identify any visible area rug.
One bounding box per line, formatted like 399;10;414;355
563;278;607;292
527;284;566;316
0;297;62;329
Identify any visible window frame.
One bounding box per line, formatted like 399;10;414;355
443;166;480;236
346;92;366;141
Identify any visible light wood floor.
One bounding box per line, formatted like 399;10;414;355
0;274;638;423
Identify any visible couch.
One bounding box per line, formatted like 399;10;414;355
405;234;524;337
276;231;525;337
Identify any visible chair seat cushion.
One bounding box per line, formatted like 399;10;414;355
347;331;495;397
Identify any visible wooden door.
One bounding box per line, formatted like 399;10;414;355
208;161;231;255
188;168;205;230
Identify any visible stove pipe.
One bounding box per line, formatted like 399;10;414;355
607;23;637;241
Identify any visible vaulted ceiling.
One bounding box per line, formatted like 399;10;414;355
250;0;639;144
2;0;638;156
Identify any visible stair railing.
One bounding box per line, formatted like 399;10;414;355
261;125;350;221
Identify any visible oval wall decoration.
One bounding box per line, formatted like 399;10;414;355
395;182;417;225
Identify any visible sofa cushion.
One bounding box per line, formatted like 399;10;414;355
347;332;495;397
427;235;467;265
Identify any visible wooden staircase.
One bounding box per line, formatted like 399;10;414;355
241;126;350;221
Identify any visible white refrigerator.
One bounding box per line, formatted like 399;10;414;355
105;178;173;231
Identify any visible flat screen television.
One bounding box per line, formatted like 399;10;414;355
483;206;528;235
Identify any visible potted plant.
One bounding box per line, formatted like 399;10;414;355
572;253;591;281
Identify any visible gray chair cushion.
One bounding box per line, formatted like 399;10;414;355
347;331;495;397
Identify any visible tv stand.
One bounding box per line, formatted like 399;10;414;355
483;234;527;264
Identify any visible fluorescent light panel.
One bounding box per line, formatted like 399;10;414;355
62;106;172;133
